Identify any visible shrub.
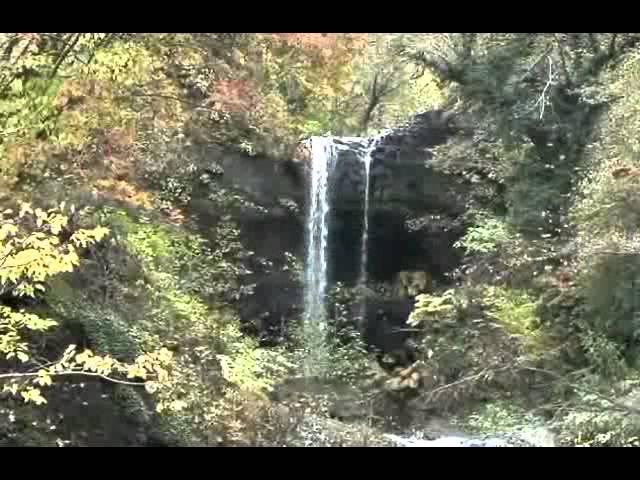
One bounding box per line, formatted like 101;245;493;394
576;254;640;364
43;205;292;444
483;286;549;357
556;409;640;447
577;328;627;380
289;318;370;383
457;400;542;436
454;210;514;255
0;203;173;406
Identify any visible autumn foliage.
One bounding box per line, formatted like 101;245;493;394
209;79;261;113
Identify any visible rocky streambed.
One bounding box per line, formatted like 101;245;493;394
384;424;556;447
265;376;557;447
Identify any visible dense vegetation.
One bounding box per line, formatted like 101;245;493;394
2;33;640;447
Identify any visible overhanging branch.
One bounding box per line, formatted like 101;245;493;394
0;369;146;387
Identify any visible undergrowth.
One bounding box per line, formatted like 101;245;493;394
42;205;292;445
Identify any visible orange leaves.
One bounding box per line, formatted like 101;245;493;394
93;178;154;209
209;79;260;113
56;78;112;107
267;33;367;51
2;141;51;190
96;127;136;159
260;33;366;73
611;166;640;180
269;33;341;49
159;205;187;226
16;33;41;41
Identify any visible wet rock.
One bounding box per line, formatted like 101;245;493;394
514;425;556;447
385;364;423;392
328;399;366;421
384;433;524;447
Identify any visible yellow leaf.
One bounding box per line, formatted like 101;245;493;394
21;387;47;405
0;223;18;241
35;370;53;387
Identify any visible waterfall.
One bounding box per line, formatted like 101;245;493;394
301;136;336;377
356;139;376;293
356;132;388;315
300;133;386;377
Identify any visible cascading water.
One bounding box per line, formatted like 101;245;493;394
356;132;389;320
301;136;336;377
356;142;374;293
301;133;386;376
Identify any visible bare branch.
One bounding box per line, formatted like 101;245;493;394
49;33;82;79
0;37;36;96
608;33;618;57
520;366;640;417
416;358;640;418
422;365;511;403
534;56;555;119
0;369;146;387
587;33;601;54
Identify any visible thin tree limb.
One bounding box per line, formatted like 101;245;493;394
608;33;618;57
520;366;640;416
49;33;82;79
587;33;601;54
422;365;511;402
0;37;36;96
0;369;146;387
534;56;555;119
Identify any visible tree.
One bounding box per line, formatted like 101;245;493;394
0;203;173;405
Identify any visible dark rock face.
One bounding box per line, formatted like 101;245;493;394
329;208;459;284
238;272;303;344
361;299;417;366
327;111;469;286
327;110;465;211
195;149;306;262
187;147;306;342
188;110;471;346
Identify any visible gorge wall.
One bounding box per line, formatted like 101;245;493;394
189;110;471;347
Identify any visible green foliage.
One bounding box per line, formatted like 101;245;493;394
556;407;640;447
331;34;445;135
217;325;293;396
97;207;250;301
458;400;542;436
577;254;640;363
578;327;628;379
44;206;291;443
572;51;640;242
408;290;457;327
454;211;513;254
420;34;623;240
404;286;530;411
0;203;173;406
483;286;554;358
291;319;370;383
0;203;108;296
0;307;57;363
282;251;304;283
